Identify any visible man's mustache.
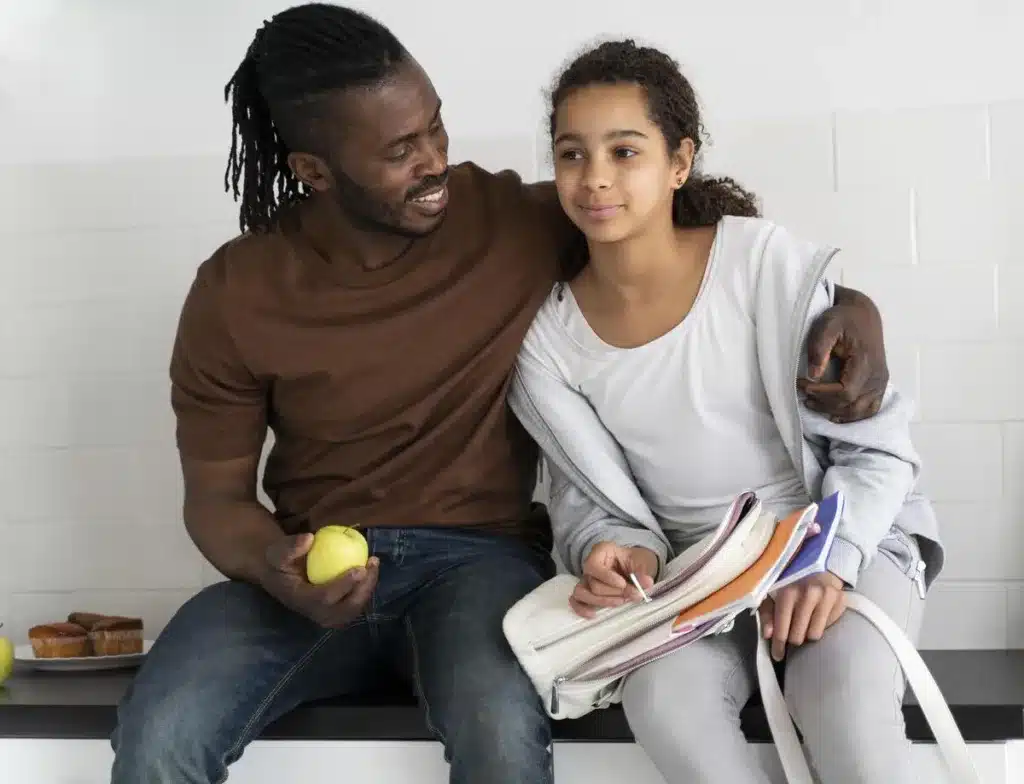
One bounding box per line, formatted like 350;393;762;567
407;170;449;201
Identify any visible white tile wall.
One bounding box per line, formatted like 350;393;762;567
0;0;1022;651
834;105;991;189
700;116;837;195
990;101;1024;184
913;424;1003;503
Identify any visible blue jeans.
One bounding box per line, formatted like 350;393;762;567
110;527;555;784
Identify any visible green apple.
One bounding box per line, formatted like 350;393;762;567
306;525;369;585
0;623;13;686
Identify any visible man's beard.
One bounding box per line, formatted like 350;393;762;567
332;167;449;239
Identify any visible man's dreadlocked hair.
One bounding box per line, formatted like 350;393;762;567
223;3;407;234
549;39;762;278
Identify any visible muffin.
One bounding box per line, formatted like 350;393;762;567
28;622;90;658
87;616;144;656
66;611;109;630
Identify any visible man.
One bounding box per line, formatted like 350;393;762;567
110;4;891;783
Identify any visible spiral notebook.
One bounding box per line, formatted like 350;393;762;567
772;490;844;591
669;490;844;636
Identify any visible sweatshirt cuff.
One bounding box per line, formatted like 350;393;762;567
579;529;670;580
826;537;865;588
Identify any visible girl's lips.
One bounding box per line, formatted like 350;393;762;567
579;204;622;219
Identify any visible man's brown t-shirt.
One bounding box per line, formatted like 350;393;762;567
170;163;568;542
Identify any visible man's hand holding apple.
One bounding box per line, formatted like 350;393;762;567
260;532;379;629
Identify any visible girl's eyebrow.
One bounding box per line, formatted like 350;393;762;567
554;129;649;145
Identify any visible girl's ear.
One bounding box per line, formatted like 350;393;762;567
671;138;696;189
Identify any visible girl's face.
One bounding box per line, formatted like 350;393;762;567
552;83;691;246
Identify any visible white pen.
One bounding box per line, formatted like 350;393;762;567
629;572;652;603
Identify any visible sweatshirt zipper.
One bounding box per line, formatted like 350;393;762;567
788;248;841;479
914;560;927;599
517;380;668;552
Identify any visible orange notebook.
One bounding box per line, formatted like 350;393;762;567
672;506;808;633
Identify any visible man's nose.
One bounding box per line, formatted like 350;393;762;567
418;139;447;178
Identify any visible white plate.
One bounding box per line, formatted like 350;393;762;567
14;640;154;671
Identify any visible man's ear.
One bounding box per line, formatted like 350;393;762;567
287;152;334;192
672;138;696;188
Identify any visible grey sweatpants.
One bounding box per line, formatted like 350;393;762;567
621;531;927;784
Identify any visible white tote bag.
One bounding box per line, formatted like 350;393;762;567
505;583;981;783
503;489;980;783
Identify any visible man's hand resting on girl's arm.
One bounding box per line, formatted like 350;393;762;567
758;572;847;662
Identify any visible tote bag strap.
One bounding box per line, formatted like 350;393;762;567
755;592;982;784
755;611;814;784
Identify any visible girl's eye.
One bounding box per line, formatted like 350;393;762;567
558;149;583;161
614;147;637;159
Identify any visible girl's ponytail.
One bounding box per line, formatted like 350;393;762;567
671;175;760;227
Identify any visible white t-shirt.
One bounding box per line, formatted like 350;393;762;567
548;223;811;550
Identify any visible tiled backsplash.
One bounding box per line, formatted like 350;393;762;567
1;0;1022;651
1;107;1021;649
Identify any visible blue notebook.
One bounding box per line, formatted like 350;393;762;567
771;490;845;592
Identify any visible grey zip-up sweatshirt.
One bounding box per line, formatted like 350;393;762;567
508;217;944;590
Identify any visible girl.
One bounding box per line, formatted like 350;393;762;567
509;40;944;784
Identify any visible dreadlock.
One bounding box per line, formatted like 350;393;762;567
549;39;762;278
223;3;407;234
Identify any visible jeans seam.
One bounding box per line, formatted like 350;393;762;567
222;624;349;765
404;615;447;746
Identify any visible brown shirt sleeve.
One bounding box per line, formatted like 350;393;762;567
524;179;579;250
524;179;587;281
169;259;267;461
